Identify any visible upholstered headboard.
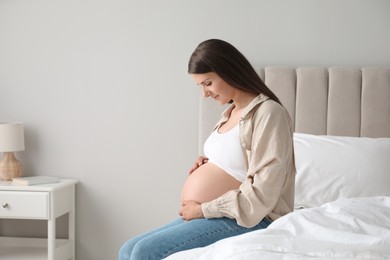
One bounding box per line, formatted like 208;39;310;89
199;67;390;152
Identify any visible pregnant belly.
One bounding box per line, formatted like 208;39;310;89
180;163;242;204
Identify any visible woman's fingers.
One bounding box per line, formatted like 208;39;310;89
188;156;209;175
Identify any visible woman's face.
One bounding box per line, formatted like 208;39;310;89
191;72;236;105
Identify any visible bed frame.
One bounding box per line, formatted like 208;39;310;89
199;67;390;151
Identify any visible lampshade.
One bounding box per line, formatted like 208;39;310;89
0;122;25;152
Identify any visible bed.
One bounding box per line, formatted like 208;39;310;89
166;67;390;259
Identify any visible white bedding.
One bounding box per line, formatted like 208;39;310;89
166;197;390;260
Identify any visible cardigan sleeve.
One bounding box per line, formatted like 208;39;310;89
201;101;294;228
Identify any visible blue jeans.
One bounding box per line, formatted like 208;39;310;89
118;217;271;260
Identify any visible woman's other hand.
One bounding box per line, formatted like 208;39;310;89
188;156;209;175
179;200;204;221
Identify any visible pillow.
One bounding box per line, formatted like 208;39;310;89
293;133;390;208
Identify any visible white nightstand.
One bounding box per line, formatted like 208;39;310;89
0;179;78;260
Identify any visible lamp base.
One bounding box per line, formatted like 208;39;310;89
0;152;23;181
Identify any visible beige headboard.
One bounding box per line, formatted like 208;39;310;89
199;67;390;152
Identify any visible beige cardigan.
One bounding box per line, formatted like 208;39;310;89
201;94;296;228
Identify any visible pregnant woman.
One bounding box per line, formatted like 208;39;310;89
119;39;295;260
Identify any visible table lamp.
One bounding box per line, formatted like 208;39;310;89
0;122;25;181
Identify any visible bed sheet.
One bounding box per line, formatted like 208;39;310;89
165;197;390;260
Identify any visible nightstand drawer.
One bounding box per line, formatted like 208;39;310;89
0;191;49;219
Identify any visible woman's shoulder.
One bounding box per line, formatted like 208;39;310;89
253;98;287;116
252;98;292;127
242;94;290;122
262;98;285;111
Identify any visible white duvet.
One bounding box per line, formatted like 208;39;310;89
166;197;390;260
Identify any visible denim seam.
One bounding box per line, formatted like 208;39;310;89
162;225;246;258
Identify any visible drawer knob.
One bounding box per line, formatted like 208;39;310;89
2;203;8;208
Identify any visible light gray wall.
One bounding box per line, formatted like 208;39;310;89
1;0;389;259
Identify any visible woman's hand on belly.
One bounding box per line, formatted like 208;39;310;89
188;156;209;175
179;200;204;221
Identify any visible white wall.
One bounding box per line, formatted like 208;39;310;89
1;0;389;259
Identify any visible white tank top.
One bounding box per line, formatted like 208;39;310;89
203;125;247;182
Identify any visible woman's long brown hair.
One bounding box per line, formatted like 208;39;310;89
188;39;281;105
